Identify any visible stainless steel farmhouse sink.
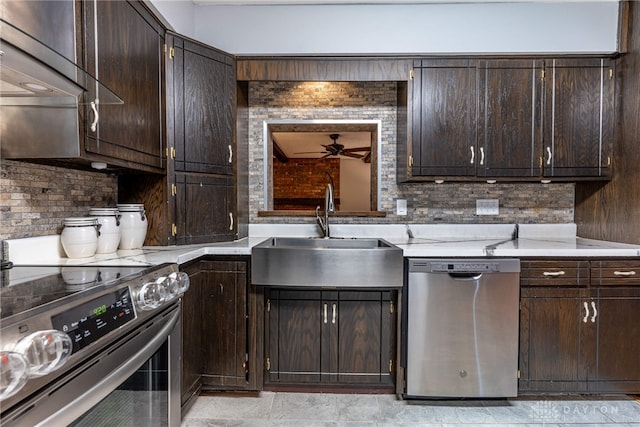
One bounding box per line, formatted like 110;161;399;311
251;237;403;288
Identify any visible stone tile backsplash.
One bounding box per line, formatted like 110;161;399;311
0;160;117;240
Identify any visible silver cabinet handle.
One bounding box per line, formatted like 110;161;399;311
543;271;565;277
229;212;233;231
583;301;590;323
480;147;485;166
332;303;337;324
89;100;99;132
228;145;233;163
546;147;552;165
470;146;475;164
590;301;597;323
614;270;637;276
323;303;328;324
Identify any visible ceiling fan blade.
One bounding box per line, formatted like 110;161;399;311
320;153;333;159
342;146;371;153
294;151;326;154
342;152;364;159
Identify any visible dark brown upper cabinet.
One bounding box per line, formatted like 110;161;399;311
409;59;477;177
164;33;236;245
400;57;616;182
170;36;235;176
542;58;615;178
477;59;544;178
81;0;165;172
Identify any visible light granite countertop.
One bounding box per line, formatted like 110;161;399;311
5;223;640;267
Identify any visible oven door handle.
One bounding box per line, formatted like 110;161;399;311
35;307;180;427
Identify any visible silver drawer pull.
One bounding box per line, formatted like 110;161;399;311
546;146;552;165
323;303;328;324
613;270;637;276
332;304;337;324
543;271;566;277
583;301;589;323
90;100;99;132
590;301;597;323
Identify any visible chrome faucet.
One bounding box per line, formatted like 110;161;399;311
316;183;335;238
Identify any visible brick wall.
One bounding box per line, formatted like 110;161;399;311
249;81;575;224
0;160;118;239
273;158;340;210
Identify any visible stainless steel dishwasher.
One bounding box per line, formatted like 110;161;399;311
405;258;520;398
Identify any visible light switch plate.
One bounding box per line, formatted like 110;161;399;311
476;199;499;215
396;199;407;216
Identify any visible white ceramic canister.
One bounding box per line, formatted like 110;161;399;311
61;217;101;259
89;207;121;254
117;204;147;250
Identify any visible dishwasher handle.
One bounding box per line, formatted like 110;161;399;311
448;272;483;280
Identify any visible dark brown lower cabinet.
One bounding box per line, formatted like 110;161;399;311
199;260;248;388
265;289;396;389
589;279;640;392
519;286;592;393
180;257;260;411
180;261;204;407
519;259;640;394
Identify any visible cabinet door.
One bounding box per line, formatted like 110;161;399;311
174;173;235;244
82;0;164;171
266;289;396;387
172;37;235;175
180;262;204;407
543;58;615;177
589;261;640;392
334;291;395;385
200;260;248;388
266;289;324;383
411;59;477;177
519;287;591;393
518;261;591;393
590;287;640;392
477;60;543;178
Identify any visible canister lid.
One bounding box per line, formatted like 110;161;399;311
63;217;99;226
89;207;119;216
116;203;144;212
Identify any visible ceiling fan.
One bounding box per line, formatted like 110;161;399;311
295;134;370;160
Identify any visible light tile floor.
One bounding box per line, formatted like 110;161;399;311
181;392;640;426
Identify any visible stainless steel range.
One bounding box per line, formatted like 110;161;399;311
0;263;189;426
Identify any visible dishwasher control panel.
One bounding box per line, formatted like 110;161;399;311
409;258;520;274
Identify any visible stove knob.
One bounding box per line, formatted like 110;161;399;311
169;271;190;294
13;330;73;378
136;280;167;310
0;351;29;401
159;276;180;301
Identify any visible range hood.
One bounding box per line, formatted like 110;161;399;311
0;18;122;161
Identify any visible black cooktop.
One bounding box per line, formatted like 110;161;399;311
0;265;157;320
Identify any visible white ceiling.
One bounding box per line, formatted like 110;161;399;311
272;131;371;159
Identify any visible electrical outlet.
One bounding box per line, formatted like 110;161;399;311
476;199;499;215
396;199;407;216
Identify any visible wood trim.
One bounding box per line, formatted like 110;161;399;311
237;57;412;81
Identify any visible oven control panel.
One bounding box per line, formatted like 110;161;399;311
51;287;136;354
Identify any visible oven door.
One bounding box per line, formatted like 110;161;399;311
1;304;181;427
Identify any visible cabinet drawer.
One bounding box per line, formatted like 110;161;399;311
520;260;590;287
591;261;640;286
